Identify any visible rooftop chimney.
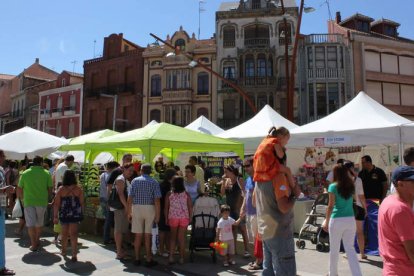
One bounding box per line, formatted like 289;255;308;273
35;58;39;64
336;12;341;24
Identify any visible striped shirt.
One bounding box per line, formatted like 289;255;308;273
129;174;161;205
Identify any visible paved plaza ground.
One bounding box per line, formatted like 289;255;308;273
4;219;382;275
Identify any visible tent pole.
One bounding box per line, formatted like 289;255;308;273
398;127;404;165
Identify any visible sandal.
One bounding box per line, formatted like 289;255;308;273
248;263;263;270
0;268;15;275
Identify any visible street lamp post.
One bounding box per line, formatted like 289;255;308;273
281;0;315;121
149;33;257;114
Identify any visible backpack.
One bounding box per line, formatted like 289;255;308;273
253;137;281;182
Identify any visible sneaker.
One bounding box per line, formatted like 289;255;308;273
243;251;251;258
223;262;229;267
230;260;236;265
161;252;169;258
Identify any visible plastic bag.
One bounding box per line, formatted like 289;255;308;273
12;199;23;218
151;223;159;255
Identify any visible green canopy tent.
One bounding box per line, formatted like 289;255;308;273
59;129;120;163
84;123;244;163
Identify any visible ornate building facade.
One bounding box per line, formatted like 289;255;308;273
215;0;298;128
142;27;217;126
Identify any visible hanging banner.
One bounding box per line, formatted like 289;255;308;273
314;136;351;147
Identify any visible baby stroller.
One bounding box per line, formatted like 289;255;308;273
189;195;220;262
296;193;330;252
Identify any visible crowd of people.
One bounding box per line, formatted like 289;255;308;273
0;128;413;275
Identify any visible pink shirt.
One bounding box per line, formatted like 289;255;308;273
168;192;189;219
378;194;414;275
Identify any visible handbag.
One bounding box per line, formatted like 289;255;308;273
108;186;124;210
12;199;23;218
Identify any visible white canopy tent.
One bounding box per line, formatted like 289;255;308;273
0;126;68;159
289;92;412;148
217;105;298;154
402;122;414;144
185;115;224;135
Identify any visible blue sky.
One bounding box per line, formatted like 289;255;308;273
1;0;413;76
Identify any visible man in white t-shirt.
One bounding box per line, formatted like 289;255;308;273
390;148;414;210
54;155;74;191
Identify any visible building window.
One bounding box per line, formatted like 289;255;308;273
223;26;236;47
257;54;266;77
150;109;161;122
327;46;337;68
307;47;313;69
151;60;162;67
197;108;208;118
46;98;51;111
278;22;292;45
70;94;76;110
199;57;210;63
61;78;66;87
316;83;327;117
252;0;261;9
357;21;370;32
267;55;274;77
384;25;396;36
68;120;75;138
57;96;63;111
151;75;162;97
56;121;62;137
245;55;255;78
328;83;339;114
223;62;236;80
308;84;314;120
166;69;190;90
315;47;325;68
245;24;270;46
197;72;209;95
175;39;186;51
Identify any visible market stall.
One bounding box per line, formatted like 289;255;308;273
0;126;68;159
185;115;224;135
217;104;298;154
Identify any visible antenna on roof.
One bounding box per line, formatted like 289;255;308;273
93;39;97;58
71;60;77;73
320;0;332;21
198;0;206;40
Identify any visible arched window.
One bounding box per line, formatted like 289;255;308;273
223;61;236;80
257;54;267;77
150;75;161;97
197;108;209;118
175;39;186;51
197;72;209;95
223;26;236;47
278;22;292;45
252;0;261;9
150;109;161;122
245;55;255;78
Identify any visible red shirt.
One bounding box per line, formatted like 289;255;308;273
378;194;414;275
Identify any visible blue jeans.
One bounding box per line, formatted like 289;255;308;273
0;208;6;269
262;236;296;276
100;198;114;242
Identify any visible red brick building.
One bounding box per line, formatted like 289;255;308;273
38;71;83;138
83;33;145;133
0;74;16;134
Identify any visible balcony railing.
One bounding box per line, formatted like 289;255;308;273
305;34;344;44
162;89;192;101
307;68;345;79
223;40;235;47
40;109;50;119
238;77;276;87
220;79;237;90
244;38;270;47
63;106;76;116
86;82;136;97
279;37;292;45
51;108;63;118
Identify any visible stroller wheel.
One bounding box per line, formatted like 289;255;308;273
310;237;317;244
296;240;306;249
316;243;326;252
